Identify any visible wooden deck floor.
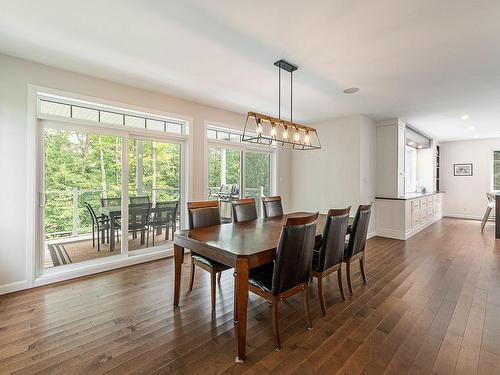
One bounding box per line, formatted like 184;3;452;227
1;218;500;374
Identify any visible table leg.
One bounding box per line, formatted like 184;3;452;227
173;244;184;307
110;214;116;252
235;258;249;362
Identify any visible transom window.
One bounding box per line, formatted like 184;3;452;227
39;94;188;136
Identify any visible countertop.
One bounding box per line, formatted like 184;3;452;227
375;192;444;201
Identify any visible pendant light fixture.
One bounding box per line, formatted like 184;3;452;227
241;60;321;150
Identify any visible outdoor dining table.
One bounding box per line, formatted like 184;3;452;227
173;212;353;362
99;204;176;251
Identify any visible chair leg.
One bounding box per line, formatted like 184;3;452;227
360;254;367;285
337;266;345;301
317;275;326;316
188;257;195;291
481;206;492;233
217;271;222;283
92;225;95;247
346;260;353;295
272;298;281;351
97;227;100;252
303;287;312;330
210;269;216;311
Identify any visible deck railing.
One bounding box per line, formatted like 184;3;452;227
44;188;180;238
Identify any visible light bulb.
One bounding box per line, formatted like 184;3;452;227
283;127;288;139
304;131;310;144
256;121;262;134
294;128;300;142
271;125;276;137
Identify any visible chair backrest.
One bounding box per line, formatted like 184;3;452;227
154;201;179;223
101;197;121;208
262;196;283;218
345;204;372;259
316;207;351;271
232;198;258;223
187;201;221;229
130;196;150;204
271;212;318;295
84;202;98;225
487;192;496;207
129;203;151;226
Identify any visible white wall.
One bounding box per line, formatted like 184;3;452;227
0;53;291;294
289;114;377;233
441;138;500;219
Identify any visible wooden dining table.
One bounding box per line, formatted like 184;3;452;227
173;212;353;362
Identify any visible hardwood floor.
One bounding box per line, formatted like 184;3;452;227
1;218;500;374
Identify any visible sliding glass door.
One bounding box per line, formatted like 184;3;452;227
244;151;271;215
42;127;124;269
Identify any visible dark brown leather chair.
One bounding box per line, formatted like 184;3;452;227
232;198;258;222
246;212;318;350
312;207;351;315
262;196;284;218
344;204;372;295
187;201;231;311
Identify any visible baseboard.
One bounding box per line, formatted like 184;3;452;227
443;214;483;221
0;280;31;295
367;231;377;239
374;228;406;240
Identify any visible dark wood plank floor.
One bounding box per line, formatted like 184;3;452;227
1;218;500;374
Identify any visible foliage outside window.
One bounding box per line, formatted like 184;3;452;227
494;151;500;191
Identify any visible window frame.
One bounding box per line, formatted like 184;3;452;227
492;149;500;192
204;122;277;215
29;85;193;286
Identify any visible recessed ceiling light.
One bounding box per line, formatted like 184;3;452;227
468;126;475;131
461;115;469;120
343;87;360;94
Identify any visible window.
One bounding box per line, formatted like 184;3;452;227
493;151;500;191
37;92;188;273
206;124;274;217
405;146;417;193
39;95;188;136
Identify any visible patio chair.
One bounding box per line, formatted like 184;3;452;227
100;197;121;208
84;202;119;251
130;196;150;204
129;203;152;247
150;201;178;246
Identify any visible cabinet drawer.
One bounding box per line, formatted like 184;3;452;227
411;199;420;212
412;212;421;227
427;197;434;206
420;198;427;209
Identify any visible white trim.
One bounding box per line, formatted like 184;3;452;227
0;280;31;295
443;214;483;221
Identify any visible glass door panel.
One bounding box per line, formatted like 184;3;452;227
207;146;241;220
244;151;271;216
128;138;181;251
43;128;123;270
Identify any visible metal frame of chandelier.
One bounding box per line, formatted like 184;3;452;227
241;60;321;150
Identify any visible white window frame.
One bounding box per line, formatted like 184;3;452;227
27;85;193;287
203;121;277;208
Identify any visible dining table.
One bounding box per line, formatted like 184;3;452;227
173;212;353;362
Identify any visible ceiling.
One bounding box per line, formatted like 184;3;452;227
1;0;500;141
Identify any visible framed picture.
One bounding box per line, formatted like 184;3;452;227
454;163;473;176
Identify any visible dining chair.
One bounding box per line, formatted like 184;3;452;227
130;196;150;204
343;204;372;295
150;201;178;245
245;212;319;350
128;203;151;247
261;196;284;218
311;207;351;316
481;193;496;233
84;202;119;251
187;201;231;311
232;198;258;222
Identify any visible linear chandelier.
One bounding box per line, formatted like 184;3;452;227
242;60;321;150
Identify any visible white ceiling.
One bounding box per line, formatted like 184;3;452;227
1;0;500;141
